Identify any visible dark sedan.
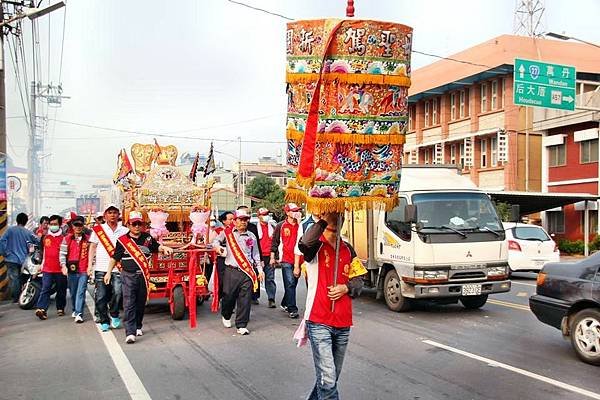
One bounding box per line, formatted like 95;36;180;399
529;254;600;366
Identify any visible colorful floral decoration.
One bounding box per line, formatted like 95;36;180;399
189;207;211;244
148;208;169;243
285;19;413;213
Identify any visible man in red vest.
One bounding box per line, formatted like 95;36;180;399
35;215;68;320
60;215;91;323
270;203;303;319
297;212;367;400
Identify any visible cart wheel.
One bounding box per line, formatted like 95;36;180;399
171;286;185;320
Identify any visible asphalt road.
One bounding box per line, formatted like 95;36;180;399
1;271;598;400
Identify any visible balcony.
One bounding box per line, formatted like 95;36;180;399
533;90;600;131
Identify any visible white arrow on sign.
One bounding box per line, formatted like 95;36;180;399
518;64;525;79
563;95;574;103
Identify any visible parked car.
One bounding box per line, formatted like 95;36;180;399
529;255;600;365
503;222;559;274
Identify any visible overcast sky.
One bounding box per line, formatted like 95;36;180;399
5;0;600;209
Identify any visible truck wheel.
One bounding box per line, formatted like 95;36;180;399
460;294;488;309
569;308;600;366
170;286;186;320
383;269;411;312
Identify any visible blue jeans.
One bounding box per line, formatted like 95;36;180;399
6;262;22;302
306;321;351;400
36;272;68;311
262;255;276;301
68;273;88;316
280;262;298;313
94;271;122;324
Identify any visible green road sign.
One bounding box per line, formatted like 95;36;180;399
513;58;576;111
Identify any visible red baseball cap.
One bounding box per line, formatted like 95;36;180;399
235;209;251;220
284;203;301;212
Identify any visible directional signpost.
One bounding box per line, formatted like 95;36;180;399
513;58;576;111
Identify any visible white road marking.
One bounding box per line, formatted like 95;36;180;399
487;299;530;311
422;340;600;400
85;291;152;400
516;292;529;297
511;281;537;288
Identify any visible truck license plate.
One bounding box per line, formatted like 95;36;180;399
462;284;482;296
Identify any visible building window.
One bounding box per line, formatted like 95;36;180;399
424;148;430;164
424;101;430;127
580;211;599;235
547;210;565;234
580;139;599;164
459;143;465;169
459;89;468;118
432;98;438;125
491;137;498;167
491;80;498;110
500;78;505;108
480;83;487;113
480;138;487;168
450;144;456;164
408;104;415;131
450;93;456;121
548;143;566;167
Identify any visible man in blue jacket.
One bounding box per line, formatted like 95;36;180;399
0;213;39;302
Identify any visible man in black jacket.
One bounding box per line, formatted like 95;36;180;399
237;205;261;305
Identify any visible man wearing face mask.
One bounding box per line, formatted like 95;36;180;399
257;208;276;308
35;215;68;320
271;203;303;319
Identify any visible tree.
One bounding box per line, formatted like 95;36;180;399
245;174;280;200
246;175;286;221
494;201;512;222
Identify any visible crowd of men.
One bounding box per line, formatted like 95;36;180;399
0;202;367;399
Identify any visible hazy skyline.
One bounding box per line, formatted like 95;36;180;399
5;0;600;211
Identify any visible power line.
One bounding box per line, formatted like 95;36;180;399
226;0;293;20
57;4;66;82
48;117;288;144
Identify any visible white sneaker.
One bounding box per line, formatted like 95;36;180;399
237;327;250;335
74;314;84;323
71;312;76;318
136;329;143;337
125;335;136;344
222;317;232;328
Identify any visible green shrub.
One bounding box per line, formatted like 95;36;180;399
558;239;584;254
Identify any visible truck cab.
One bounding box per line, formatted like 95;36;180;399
346;165;511;311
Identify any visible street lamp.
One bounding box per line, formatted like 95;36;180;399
545;32;600;49
0;2;66;28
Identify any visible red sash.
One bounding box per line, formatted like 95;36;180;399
117;234;151;299
93;224;116;257
224;226;258;291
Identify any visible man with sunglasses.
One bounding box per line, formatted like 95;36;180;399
88;204;128;332
60;215;91;323
105;211;173;344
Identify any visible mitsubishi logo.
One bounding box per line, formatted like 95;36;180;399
466;251;473;258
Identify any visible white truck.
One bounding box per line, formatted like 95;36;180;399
345;165;513;311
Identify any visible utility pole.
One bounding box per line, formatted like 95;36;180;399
0;0;8;300
0;0;65;299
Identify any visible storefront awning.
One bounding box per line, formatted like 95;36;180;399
486;191;598;215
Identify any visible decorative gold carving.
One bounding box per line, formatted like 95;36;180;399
131;143;155;175
131;143;179;175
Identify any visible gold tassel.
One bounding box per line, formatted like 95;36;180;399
294;173;316;190
286;128;405;145
286;72;412;87
285;188;398;214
